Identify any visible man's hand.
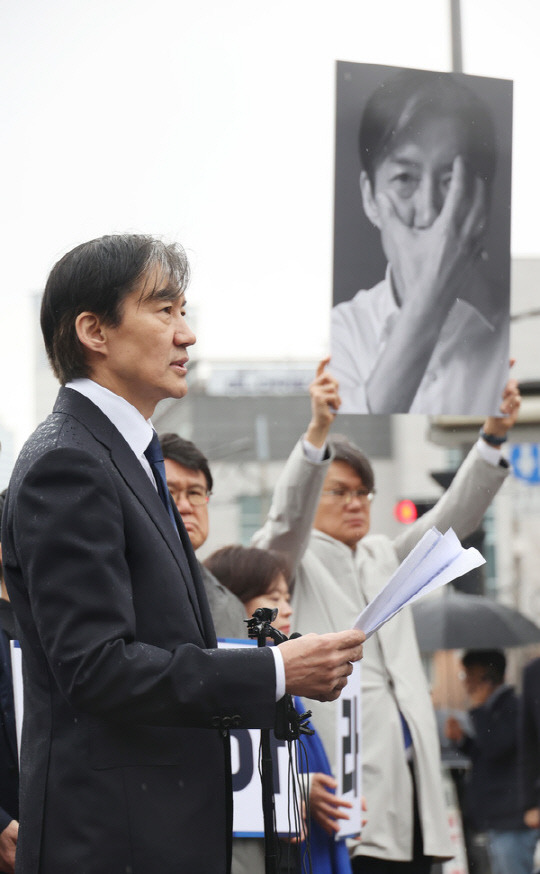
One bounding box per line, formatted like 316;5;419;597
0;819;18;874
279;629;364;702
482;375;521;440
305;358;341;449
309;773;352;835
377;156;486;309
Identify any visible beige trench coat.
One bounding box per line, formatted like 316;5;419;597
253;439;508;862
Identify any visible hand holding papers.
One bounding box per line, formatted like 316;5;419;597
353;527;485;638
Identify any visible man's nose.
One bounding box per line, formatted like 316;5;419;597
175;317;196;347
173;492;193;513
346;492;365;508
413;176;441;229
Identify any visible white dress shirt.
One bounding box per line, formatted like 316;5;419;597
66;377;156;484
331;269;509;416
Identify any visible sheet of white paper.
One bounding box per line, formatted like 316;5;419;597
356;528;444;631
360;528;463;627
353;527;485;638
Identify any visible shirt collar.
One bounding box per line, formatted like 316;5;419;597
65;378;154;459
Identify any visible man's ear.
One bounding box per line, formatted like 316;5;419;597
360;171;382;230
75;312;109;357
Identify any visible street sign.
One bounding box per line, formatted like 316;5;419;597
509;444;540;484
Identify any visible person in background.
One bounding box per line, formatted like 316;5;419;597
445;650;537;874
518;655;540;857
253;357;521;873
159;432;247;639
205;544;354;874
0;490;18;874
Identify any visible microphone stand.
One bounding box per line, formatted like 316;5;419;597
245;608;314;874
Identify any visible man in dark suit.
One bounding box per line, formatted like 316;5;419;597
0;234;364;874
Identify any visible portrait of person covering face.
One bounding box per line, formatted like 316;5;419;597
331;62;513;415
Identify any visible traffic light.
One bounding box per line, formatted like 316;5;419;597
393;499;434;525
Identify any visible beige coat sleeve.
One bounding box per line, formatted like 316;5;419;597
251;438;331;582
393;442;509;563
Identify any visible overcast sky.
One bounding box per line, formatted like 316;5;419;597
2;0;539;449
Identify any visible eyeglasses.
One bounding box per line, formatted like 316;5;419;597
168;488;211;507
320;488;375;505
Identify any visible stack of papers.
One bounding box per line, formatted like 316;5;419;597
354;527;485;638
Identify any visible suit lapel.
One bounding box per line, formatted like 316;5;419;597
171;504;217;647
54;388;207;639
109;429;206;637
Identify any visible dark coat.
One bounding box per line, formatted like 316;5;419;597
460;684;526;831
198;564;248;640
519;656;540;813
1;387;275;874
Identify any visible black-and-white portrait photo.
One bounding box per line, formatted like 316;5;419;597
331;62;513;415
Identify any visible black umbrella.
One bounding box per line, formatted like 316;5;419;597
412;587;540;652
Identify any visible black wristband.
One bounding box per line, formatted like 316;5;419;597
479;427;507;447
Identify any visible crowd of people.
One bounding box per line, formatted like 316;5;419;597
0;232;537;874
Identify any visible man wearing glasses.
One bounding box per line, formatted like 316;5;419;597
253;357;521;873
159;432;247;640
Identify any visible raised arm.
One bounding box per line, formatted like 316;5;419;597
252;358;340;577
394;378;520;561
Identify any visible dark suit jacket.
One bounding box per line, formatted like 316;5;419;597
1;388;276;874
520;657;540;814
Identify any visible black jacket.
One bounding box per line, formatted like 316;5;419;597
460;684;526;831
1;387;275;874
519;657;540;814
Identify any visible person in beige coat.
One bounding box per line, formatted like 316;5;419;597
253;359;520;872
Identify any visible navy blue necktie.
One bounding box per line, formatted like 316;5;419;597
144;431;177;528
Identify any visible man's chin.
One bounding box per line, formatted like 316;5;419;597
343;525;368;547
168;379;189;400
185;528;203;551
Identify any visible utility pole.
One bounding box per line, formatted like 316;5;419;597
450;0;463;73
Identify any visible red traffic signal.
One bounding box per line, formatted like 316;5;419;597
394;499;418;525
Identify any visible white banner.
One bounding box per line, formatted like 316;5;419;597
442;771;469;874
230;723;302;836
220;638;304;836
335;660;363;838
